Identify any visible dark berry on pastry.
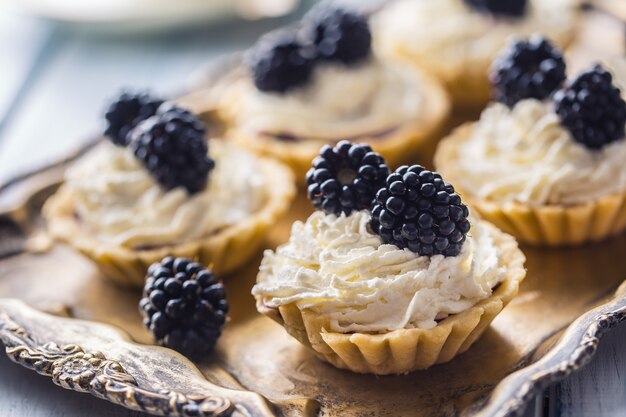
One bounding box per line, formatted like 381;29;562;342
104;91;164;147
140;256;228;359
301;6;372;65
491;36;566;107
130;103;214;194
554;64;626;150
306;140;389;216
464;0;527;18
249;28;315;94
370;165;470;257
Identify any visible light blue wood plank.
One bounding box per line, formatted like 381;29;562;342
555;322;626;417
0;14;55;129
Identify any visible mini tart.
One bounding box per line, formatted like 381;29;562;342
44;142;296;287
184;66;450;184
374;0;579;108
435;124;626;246
255;221;525;375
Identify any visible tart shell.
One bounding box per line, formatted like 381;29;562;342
435;124;626;246
43;149;296;287
255;221;526;375
388;26;577;109
211;68;450;184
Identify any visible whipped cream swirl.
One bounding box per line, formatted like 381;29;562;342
64;140;266;248
253;211;506;333
235;57;422;140
453;99;626;206
375;0;577;73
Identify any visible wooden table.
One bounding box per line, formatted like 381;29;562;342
0;6;625;417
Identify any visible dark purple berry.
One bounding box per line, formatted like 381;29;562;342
300;6;372;65
464;0;527;17
104;91;164;146
249;28;314;94
306;140;389;216
370;166;470;257
139;257;228;359
130;103;215;194
491;36;566;107
554;64;626;150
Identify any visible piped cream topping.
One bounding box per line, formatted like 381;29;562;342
253;210;506;333
63;140;267;248
452;99;626;205
375;0;577;74
234;57;422;139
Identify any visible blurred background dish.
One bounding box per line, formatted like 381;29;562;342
4;0;300;32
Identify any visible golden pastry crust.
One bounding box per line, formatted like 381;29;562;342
44;149;296;287
203;68;450;184
435;124;626;246
255;221;526;375
391;25;578;109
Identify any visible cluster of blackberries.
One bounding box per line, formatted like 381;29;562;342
491;36;566;107
140;257;228;359
554;65;626;150
306;141;471;258
250;6;371;93
464;0;527;17
491;36;626;150
306;141;389;216
103;92;214;194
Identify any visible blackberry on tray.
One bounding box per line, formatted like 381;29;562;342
140;257;228;359
370;165;470;257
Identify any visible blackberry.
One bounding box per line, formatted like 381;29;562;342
370;165;470;257
130;103;215;194
104;91;164;146
249;28;314;94
464;0;527;17
300;6;372;65
491;36;567;107
554;65;626;150
306;140;389;216
140;257;228;359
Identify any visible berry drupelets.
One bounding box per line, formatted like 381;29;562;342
300;6;372;65
131;103;215;194
491;37;566;107
370;165;470;257
249;28;314;94
464;0;527;18
104;91;164;146
248;5;371;94
306;140;389;216
554;64;626;150
140;257;228;359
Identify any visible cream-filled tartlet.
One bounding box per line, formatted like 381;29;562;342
436;38;626;245
374;0;579;107
185;5;449;181
252;141;525;375
44;94;295;287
